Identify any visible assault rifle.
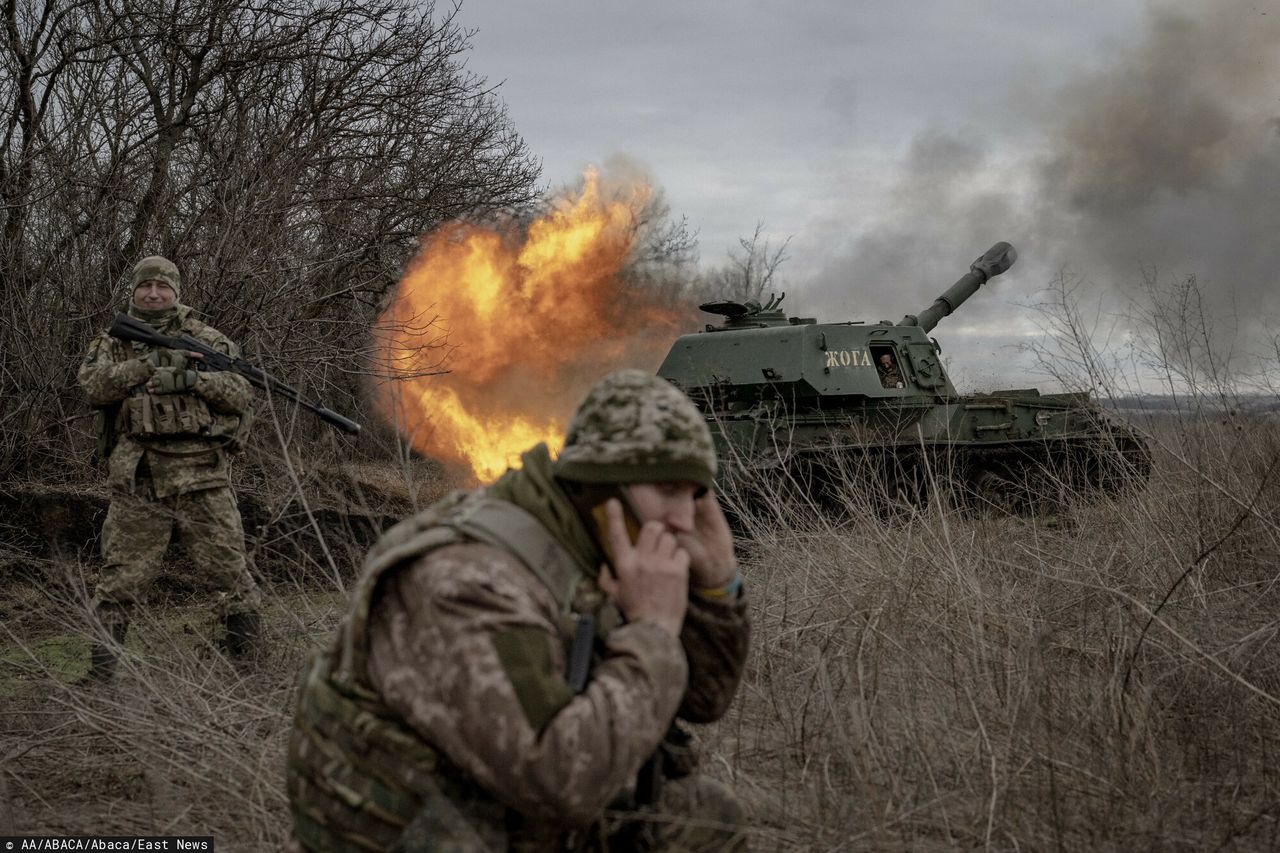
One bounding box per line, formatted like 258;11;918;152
109;312;362;434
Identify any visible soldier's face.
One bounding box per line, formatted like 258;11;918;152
623;482;701;534
879;354;892;368
134;279;177;311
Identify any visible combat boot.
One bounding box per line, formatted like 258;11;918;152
220;611;261;661
81;620;128;685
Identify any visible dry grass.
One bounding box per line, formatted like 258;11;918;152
3;417;1280;851
1;588;344;849
710;416;1280;850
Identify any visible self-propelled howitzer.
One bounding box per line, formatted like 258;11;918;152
657;242;1149;511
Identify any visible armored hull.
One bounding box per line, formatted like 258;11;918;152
657;243;1150;512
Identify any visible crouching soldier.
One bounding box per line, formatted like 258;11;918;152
78;255;262;681
287;370;751;851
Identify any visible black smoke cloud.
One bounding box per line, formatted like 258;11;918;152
809;0;1280;347
809;132;1025;328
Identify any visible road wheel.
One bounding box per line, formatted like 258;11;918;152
968;466;1026;514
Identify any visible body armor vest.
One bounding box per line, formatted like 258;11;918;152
117;345;215;439
100;318;244;445
288;491;617;853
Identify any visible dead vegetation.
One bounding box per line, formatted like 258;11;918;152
6;0;1275;847
709;412;1280;851
2;408;1279;850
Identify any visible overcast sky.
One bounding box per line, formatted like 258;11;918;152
454;0;1280;391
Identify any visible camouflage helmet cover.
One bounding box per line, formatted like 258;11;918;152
553;369;716;489
131;255;181;298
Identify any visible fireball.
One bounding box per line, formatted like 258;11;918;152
374;168;686;482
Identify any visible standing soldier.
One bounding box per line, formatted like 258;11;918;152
287;370;751;851
78;255;262;682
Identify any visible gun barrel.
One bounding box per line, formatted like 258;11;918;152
106;312;363;435
901;242;1017;333
314;407;362;434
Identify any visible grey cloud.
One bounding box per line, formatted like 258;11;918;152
806;0;1280;360
805;129;1026;328
1042;1;1280;319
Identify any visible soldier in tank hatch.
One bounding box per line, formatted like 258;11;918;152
877;351;905;388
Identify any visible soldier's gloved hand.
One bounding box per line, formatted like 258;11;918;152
149;365;200;394
122;356;157;388
145;349;187;370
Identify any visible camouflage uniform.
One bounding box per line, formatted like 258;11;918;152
288;371;751;852
877;361;904;389
79;256;260;658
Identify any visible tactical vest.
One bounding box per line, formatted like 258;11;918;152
287;491;618;853
98;319;246;447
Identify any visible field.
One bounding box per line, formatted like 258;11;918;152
3;414;1280;851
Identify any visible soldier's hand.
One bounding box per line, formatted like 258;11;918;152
127;356;157;388
145;349;187;371
597;498;689;638
148;366;200;395
677;490;738;589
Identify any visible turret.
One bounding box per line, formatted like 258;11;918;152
900;241;1017;333
698;293;796;330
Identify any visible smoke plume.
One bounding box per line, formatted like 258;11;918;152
810;0;1280;361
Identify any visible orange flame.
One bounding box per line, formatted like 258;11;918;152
374;168;687;483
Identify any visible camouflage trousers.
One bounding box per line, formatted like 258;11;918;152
92;484;262;619
602;775;748;853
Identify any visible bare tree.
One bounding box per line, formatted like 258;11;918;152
0;0;541;477
621;186;699;309
699;221;792;304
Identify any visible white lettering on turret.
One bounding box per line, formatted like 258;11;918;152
821;349;873;370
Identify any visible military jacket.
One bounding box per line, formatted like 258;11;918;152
78;305;251;498
878;365;904;389
287;490;750;851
